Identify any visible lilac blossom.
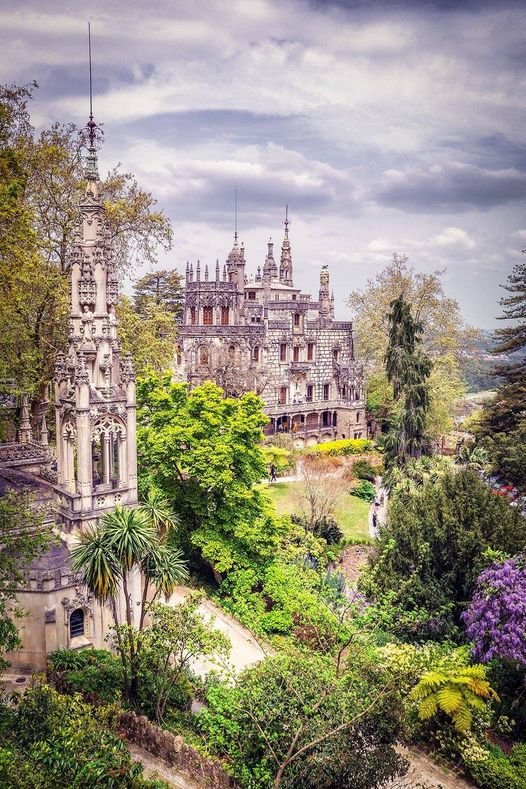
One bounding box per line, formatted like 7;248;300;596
462;555;526;665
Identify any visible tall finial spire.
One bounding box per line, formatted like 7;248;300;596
284;204;289;238
234;187;238;243
88;21;94;144
83;22;102;183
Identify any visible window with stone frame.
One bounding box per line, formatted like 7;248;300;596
306;384;314;402
323;383;330;401
248;291;256;300
252;346;259;363
69;608;85;639
307;342;314;361
278;386;288;405
221;306;229;325
333;348;339;361
280;343;287;362
199;347;209;365
190;307;196;325
203;306;213;325
293;346;300;362
294;313;301;327
356;410;361;423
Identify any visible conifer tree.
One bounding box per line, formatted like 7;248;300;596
384;296;432;468
482;257;526;434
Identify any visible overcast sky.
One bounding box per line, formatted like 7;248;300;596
2;0;525;328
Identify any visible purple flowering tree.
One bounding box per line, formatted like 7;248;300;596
463;555;526;665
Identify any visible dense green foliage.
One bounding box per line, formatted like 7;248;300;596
351;479;376;502
0;684;157;788
478;258;526;488
199;651;407;788
348;253;471;438
361;469;526;639
137;375;287;575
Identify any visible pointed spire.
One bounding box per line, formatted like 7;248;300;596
215;258;220;281
196;260;201;281
40;410;49;447
223;264;227;281
18;394;32;444
189;262;194;282
186;261;190;281
204;263;209;281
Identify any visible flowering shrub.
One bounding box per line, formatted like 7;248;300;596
309;438;373;456
462;555;526;665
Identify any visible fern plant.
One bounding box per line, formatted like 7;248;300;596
410;664;499;731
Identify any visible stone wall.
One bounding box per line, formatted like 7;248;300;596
119;711;236;788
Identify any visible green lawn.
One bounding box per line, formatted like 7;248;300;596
263;480;371;543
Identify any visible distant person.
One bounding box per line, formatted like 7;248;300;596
372;511;378;530
269;464;277;483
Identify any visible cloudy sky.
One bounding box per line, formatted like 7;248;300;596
2;0;525;328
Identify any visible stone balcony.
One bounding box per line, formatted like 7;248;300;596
265;398;365;417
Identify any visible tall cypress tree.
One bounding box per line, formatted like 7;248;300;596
482;258;526;434
384;296;432;468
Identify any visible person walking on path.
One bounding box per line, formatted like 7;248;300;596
269;464;277;483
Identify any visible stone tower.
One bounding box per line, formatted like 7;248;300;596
53;133;137;530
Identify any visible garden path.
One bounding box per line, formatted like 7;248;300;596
166;586;271;675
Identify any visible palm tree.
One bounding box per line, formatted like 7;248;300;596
410;664;498;731
71;504;188;700
139;489;179;537
456;444;489;471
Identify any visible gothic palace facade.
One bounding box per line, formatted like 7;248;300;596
177;216;366;446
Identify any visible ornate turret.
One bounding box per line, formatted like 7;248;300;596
279;206;293;286
53;106;137;526
226;232;246;291
318;265;331;324
262;238;278;284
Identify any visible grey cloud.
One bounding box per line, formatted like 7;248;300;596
373;161;526;212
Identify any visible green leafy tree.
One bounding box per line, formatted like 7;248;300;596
0;491;52;672
361;469;526;639
199;651;407;789
71;503;188;701
411;664;498;732
116;294;177;377
348;253;472;438
133;269;184;321
136;374;286;577
384;295;432;467
139;592;230;723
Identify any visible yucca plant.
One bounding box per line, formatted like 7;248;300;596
139;488;180;537
410;664;499;731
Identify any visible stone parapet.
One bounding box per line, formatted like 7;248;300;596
119;712;235;789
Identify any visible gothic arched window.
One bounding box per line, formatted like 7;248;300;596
203;306;213;325
69;608;85;638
